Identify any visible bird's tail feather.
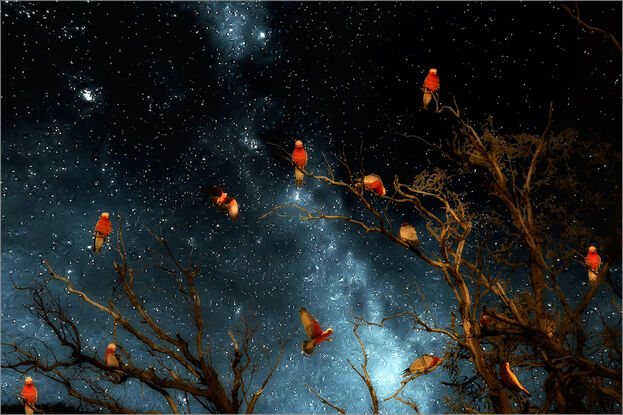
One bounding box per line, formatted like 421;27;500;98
402;367;411;377
302;340;315;355
423;92;432;110
588;270;598;286
94;236;104;254
295;169;304;187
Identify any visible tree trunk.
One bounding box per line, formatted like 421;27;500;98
528;249;545;319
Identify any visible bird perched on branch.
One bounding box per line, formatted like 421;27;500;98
499;362;530;395
201;186;239;221
93;212;112;254
422;68;440;110
402;354;441;377
105;343;121;369
292;140;308;187
355;174;386;196
479;314;492;332
298;307;333;355
21;377;37;415
585;246;601;286
399;223;420;247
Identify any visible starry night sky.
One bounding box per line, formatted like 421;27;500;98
1;1;621;413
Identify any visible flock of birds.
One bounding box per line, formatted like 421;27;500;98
16;69;605;412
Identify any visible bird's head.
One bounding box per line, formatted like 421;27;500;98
295;140;303;148
588;246;597;254
107;343;116;352
401;222;409;227
429;68;438;75
101;212;110;219
25;377;33;385
504;362;510;370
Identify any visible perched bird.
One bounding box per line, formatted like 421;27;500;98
499;362;530;395
585;246;601;286
105;343;121;369
402;354;441;377
422;68;440;110
298;307;333;355
292;140;308;187
356;174;386;196
479;314;491;332
399;223;419;247
201;186;240;221
21;377;37;415
93;212;112;254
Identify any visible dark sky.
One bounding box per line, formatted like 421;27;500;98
2;2;621;413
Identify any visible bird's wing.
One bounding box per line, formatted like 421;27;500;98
505;366;523;389
409;355;430;373
598;254;602;270
299;307;322;339
200;186;223;197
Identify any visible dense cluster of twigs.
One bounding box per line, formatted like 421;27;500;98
262;91;621;413
2;227;287;414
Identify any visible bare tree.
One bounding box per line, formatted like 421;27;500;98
2;227;288;414
262;96;621;413
561;2;621;52
304;316;379;414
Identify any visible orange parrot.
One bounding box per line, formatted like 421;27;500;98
292;140;308;187
402;354;441;377
201;186;239;221
500;362;530;395
422;68;440;110
93;212;112;254
105;343;121;369
399;223;419;246
585;246;601;286
357;174;386;196
21;377;37;415
298;307;333;355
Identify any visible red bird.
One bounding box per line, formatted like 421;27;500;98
292;140;308;187
422;68;440;110
93;212;112;254
358;174;386;196
500;362;530;395
399;223;419;246
585;246;601;286
479;314;491;332
299;307;333;355
402;354;441;377
105;343;121;368
21;377;37;415
201;186;239;221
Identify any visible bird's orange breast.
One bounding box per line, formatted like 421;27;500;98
22;385;36;403
292;148;307;167
586;253;600;271
423;74;440;92
95;218;112;235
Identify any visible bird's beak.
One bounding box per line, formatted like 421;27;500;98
327;338;333;342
